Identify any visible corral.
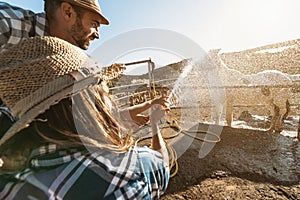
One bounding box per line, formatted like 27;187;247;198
110;42;300;137
108;39;300;199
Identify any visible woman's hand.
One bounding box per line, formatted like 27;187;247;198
150;105;166;126
132;114;150;126
128;95;170;127
150;95;170;111
150;102;169;162
150;95;170;126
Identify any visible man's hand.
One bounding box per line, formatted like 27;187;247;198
102;63;126;81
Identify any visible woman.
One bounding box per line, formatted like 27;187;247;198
0;36;170;199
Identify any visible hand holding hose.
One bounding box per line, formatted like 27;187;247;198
150;98;170;163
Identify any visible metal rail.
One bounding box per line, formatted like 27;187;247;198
123;59;153;66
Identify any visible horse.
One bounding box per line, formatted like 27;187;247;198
208;49;292;132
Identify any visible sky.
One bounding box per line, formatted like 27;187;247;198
5;0;300;74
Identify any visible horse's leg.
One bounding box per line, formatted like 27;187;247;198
211;102;224;125
268;103;277;131
211;105;219;125
272;104;284;133
274;102;288;133
282;99;290;120
225;100;233;127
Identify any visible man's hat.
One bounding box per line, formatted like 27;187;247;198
0;36;102;146
64;0;109;25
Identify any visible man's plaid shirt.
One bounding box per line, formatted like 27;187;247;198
0;1;48;136
0;2;49;50
0;144;169;199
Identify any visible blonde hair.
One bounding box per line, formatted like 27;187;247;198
32;83;134;152
0;83;134;172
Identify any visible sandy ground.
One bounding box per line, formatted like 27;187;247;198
146;108;300;200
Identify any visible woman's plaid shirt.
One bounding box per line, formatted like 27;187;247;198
0;144;170;199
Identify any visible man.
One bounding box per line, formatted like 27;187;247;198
0;0;109;50
0;0;109;136
0;0;168;136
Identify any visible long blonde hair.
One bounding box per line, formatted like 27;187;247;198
0;82;134;172
33;82;134;152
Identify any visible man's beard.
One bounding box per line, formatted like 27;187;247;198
70;17;93;50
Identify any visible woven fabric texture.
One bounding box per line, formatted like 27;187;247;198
0;36;88;114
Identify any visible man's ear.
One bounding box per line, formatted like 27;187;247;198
60;2;76;22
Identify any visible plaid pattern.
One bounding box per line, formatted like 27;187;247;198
0;2;49;50
0;106;15;138
0;1;48;136
0;144;169;200
0;107;14;122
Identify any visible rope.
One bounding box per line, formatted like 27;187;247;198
136;68;221;177
134;119;221;177
161;120;221;143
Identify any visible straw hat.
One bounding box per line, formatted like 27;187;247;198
63;0;109;25
0;36;102;146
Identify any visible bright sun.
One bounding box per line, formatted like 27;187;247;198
216;0;300;52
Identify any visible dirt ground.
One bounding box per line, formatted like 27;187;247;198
156;114;300;200
162;176;300;200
